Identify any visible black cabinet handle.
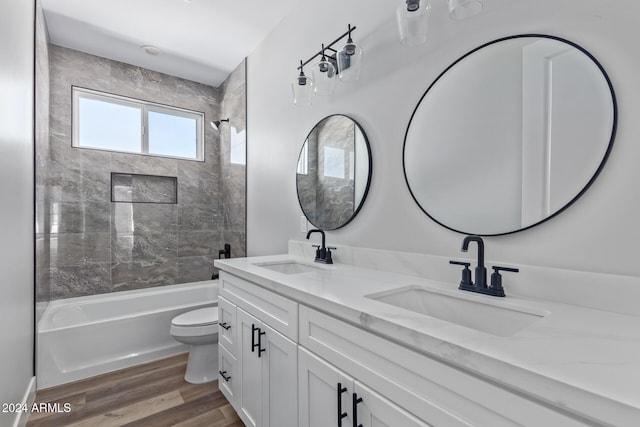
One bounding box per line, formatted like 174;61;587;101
219;370;231;382
258;329;266;358
220;322;231;330
251;324;266;357
337;383;348;427
251;324;258;353
352;393;363;427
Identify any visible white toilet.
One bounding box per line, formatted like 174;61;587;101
170;306;219;384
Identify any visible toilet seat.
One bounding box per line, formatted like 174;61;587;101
170;307;219;337
172;307;218;327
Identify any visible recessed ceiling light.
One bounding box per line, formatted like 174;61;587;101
141;45;161;56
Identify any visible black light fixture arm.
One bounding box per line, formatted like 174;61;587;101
297;25;357;70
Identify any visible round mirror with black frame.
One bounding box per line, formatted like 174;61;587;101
403;34;617;236
296;114;372;230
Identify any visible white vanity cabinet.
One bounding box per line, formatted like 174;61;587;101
299;347;431;427
219;272;298;427
217;269;603;427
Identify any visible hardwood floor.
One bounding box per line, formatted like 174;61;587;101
27;353;244;427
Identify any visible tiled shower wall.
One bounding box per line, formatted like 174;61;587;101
36;45;246;301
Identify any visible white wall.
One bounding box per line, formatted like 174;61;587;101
247;0;640;279
0;0;35;424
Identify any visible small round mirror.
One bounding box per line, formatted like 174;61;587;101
296;115;372;230
403;35;616;235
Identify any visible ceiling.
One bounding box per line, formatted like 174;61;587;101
41;0;298;87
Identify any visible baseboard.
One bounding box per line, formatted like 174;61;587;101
13;376;36;427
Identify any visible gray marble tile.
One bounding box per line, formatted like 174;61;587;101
46;167;111;203
81;168;112;202
48;201;111;233
49;263;112;300
47;168;81;203
223;202;246;231
178;203;221;231
112;231;177;263
177;255;217;284
178;230;223;257
222;168;246;205
111;259;177;292
110;153;179;177
50;45;113;91
111;203;177;234
49;233;111;266
177;162;220;205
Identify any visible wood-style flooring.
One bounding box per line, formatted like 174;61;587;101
26;353;244;427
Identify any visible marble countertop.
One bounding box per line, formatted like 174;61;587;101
215;254;640;425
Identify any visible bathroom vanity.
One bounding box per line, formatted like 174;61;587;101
214;246;640;427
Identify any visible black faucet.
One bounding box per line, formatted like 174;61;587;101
306;229;335;264
461;235;486;288
450;235;518;297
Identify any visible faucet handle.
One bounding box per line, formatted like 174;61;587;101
449;260;473;288
489;266;519;297
325;247;336;264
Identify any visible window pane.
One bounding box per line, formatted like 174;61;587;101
148;111;198;159
78;97;142;152
323;146;345;178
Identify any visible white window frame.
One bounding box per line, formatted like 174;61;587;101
72;87;205;161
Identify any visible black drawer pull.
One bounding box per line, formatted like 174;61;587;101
219;370;231;382
337;383;348;427
352;392;363;427
220;322;231;330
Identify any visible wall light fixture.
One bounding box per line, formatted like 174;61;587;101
397;0;483;46
292;25;361;106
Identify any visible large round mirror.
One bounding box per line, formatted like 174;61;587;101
296;115;372;230
403;35;616;235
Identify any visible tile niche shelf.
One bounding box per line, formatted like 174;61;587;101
111;172;178;204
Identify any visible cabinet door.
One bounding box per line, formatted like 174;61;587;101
354;381;433;427
237;308;262;427
299;347;354;427
218;344;238;410
218;296;237;355
261;323;297;427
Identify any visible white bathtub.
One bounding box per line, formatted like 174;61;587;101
37;280;218;389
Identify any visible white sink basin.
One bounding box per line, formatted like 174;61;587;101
366;285;548;337
254;261;323;275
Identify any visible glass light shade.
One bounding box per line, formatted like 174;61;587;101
397;0;431;46
313;60;336;96
337;41;363;82
447;0;482;20
291;74;313;106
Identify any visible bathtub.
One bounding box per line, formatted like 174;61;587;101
37;280;218;389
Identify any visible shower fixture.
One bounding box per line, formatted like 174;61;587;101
210;119;229;131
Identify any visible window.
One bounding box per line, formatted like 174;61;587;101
72;87;204;161
323;146;345;178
